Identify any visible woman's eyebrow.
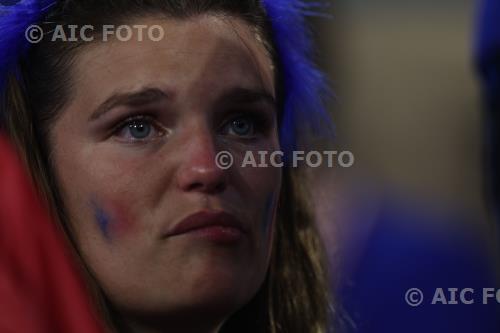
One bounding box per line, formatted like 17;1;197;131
88;87;170;122
216;87;276;109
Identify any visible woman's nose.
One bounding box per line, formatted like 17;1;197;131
175;128;227;194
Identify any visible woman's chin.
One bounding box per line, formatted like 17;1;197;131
114;264;261;319
184;265;259;307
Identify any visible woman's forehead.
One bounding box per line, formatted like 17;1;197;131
70;15;275;112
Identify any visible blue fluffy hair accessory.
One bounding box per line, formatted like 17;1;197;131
262;0;334;156
0;0;55;91
0;0;334;153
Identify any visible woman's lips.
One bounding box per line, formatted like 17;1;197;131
164;210;248;243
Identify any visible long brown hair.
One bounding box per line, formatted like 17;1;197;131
1;1;333;332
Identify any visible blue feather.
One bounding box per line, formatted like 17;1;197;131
262;0;335;160
0;0;55;91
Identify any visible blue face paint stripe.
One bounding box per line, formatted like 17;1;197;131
261;192;276;235
91;200;112;241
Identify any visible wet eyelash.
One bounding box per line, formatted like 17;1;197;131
111;114;159;135
224;111;272;133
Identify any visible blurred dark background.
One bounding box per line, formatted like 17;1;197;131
310;0;499;248
309;1;500;331
319;0;486;220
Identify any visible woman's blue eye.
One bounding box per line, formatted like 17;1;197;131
114;116;166;142
128;120;152;139
228;117;254;136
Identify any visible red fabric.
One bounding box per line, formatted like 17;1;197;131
0;134;105;333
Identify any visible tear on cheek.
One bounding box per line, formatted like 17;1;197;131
91;199;136;241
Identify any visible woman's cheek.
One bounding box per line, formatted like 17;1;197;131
90;198;138;242
236;150;281;251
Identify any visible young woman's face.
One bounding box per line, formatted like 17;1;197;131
50;15;281;327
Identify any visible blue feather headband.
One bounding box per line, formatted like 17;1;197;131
262;0;334;157
0;0;55;91
0;0;334;154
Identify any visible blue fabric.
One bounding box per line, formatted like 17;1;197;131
476;0;500;69
336;198;500;333
476;0;500;104
476;0;500;230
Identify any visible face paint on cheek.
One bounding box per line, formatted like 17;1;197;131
109;201;136;237
90;199;136;241
260;192;279;263
92;201;112;241
261;192;278;237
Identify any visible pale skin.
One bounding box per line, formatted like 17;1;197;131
49;14;282;333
